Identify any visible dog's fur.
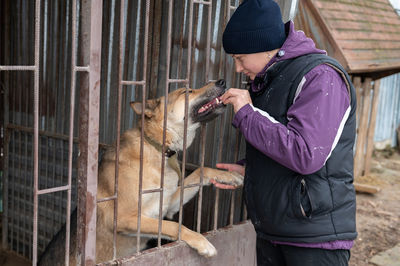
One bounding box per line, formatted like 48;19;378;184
39;81;243;265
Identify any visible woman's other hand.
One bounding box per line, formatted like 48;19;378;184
216;163;245;176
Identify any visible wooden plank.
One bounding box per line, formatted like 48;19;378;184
334;31;400;41
313;0;396;14
322;10;400;26
343;49;400;61
354;78;372;179
315;0;394;10
348;59;400;72
339;40;400;50
364;79;381;176
329;20;400;34
354;182;381;194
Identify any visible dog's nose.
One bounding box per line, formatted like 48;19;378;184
215;79;226;88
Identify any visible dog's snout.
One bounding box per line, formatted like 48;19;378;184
215;79;226;88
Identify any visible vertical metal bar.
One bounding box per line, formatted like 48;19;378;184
17;130;21;255
11;129;16;253
32;0;41;264
64;0;78;264
160;0;174;243
205;1;211;82
24;132;29;259
230;130;241;225
178;0;194;241
228;0;242;226
137;0;151;251
114;0;125;258
196;125;206;232
1;9;10;246
76;0;102;264
193;0;211;234
213;113;224;230
85;0;102;263
2;128;9;249
18;4;26;254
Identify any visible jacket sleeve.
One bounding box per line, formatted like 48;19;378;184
232;64;351;175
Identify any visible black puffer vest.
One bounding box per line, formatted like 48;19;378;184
245;53;357;243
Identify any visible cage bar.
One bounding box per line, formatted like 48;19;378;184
178;0;194;242
32;0;41;264
75;0;103;264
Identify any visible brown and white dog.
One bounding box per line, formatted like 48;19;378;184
39;80;243;265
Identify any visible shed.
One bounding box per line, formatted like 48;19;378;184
294;0;400;182
295;0;400;80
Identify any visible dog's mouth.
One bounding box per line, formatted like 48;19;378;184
191;88;226;123
197;96;224;114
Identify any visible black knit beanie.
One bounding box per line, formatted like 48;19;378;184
223;0;286;54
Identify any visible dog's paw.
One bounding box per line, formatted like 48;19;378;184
210;170;244;188
183;231;217;258
196;238;217;258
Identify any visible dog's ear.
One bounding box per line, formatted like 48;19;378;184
130;99;160;118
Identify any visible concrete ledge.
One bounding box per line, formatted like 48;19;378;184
101;221;256;266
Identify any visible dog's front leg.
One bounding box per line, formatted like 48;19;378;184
117;214;217;257
166;167;243;219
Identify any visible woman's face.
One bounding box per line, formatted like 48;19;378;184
232;51;275;80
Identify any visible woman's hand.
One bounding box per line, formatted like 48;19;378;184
216;163;245;176
220;88;252;113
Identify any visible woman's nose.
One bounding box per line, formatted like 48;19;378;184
235;61;243;73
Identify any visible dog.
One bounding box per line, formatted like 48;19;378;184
39;79;244;265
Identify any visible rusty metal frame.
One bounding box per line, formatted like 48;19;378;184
75;0;103;265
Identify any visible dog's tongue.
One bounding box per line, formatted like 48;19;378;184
198;96;223;113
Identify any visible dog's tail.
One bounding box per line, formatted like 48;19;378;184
38;208;77;266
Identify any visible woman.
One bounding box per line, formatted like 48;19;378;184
217;0;357;265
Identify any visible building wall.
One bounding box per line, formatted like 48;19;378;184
374;73;400;148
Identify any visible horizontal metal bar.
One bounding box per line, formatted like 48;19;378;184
229;5;236;10
167;78;189;84
74;66;90;72
6;123;112;149
7;123;78;140
184;183;202;189
142;188;163;194
0;65;36;71
193;0;211;5
97;195;117;203
37;185;70;195
121;80;146;86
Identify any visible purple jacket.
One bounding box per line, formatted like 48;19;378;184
234;22;353;250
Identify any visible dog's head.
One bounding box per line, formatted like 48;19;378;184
130;80;226;150
131;79;226;125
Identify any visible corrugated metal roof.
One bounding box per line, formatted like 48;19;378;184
295;0;400;79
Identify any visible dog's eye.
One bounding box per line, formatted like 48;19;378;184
181;89;193;94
